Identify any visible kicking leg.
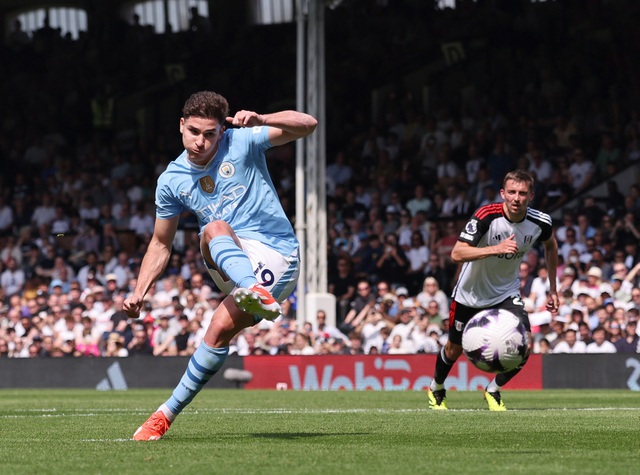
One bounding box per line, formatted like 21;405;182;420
201;221;281;320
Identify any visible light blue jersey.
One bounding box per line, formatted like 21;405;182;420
156;126;298;256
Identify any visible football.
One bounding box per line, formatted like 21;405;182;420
462;308;528;374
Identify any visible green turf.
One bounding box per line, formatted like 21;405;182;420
0;389;638;474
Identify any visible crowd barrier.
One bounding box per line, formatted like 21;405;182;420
1;354;639;391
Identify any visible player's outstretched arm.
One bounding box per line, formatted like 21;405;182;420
123;216;179;319
226;110;318;146
450;235;518;264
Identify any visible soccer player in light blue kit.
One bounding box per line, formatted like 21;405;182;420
125;91;317;440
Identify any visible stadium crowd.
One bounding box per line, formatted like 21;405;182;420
1;1;640;358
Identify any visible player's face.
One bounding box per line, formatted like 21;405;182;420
180;116;224;165
500;179;532;221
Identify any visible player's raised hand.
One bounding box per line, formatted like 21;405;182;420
226;110;263;127
496;234;519;254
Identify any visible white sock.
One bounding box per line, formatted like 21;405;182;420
430;380;445;391
157;403;177;422
485;380;501;393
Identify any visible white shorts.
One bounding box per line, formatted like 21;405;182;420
204;237;300;303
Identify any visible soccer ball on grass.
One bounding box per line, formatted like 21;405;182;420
461;308;528;374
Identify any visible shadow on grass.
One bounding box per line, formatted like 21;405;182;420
249;432;370;440
178;432;371;441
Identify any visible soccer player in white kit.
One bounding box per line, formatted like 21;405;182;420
125;91;317;440
427;170;559;411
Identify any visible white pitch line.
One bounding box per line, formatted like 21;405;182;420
1;407;639;419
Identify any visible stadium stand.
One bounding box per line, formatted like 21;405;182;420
0;0;639;358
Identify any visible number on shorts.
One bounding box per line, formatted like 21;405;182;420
258;268;275;287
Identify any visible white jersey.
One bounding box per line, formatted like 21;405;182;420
452;203;553;308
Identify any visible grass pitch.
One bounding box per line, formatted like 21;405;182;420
0;389;638;475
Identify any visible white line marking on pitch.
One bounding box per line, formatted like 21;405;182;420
2;407;639;419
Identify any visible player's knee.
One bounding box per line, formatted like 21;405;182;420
444;341;463;361
202;220;232;240
204;318;233;347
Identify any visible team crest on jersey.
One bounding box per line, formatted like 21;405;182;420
524;235;533;244
465;219;478;235
218;162;235;178
199;176;215;193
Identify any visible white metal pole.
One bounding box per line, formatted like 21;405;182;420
295;0;307;328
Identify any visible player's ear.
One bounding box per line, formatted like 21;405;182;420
179;117;185;132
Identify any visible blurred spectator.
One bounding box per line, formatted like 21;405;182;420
105;332;129;357
415;277;449;318
433;221;459;270
291;332;315;355
614;317;639;353
441;185;471;218
0;196;14;236
344;279;375;325
553;328;586;353
423;252;452;295
375;233;408;287
326;151;353;197
540;169;572;211
486;132;514;187
314;309;347;343
409;315;440;353
1;256;25;296
389;308;417;351
605;180;627;220
585;326;617;353
353;234;384;279
404;231;430;294
128;324;154;356
596;132;622;177
152;315;177;356
559;228;586;264
405;184;433;218
361;307;391;354
568;148;595;194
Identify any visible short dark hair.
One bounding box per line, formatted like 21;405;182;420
503;170;535;190
182;91;229;124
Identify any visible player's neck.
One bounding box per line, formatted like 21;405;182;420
503;204;527;223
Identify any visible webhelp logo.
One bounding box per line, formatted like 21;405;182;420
244;355;543;391
288;359;490;391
